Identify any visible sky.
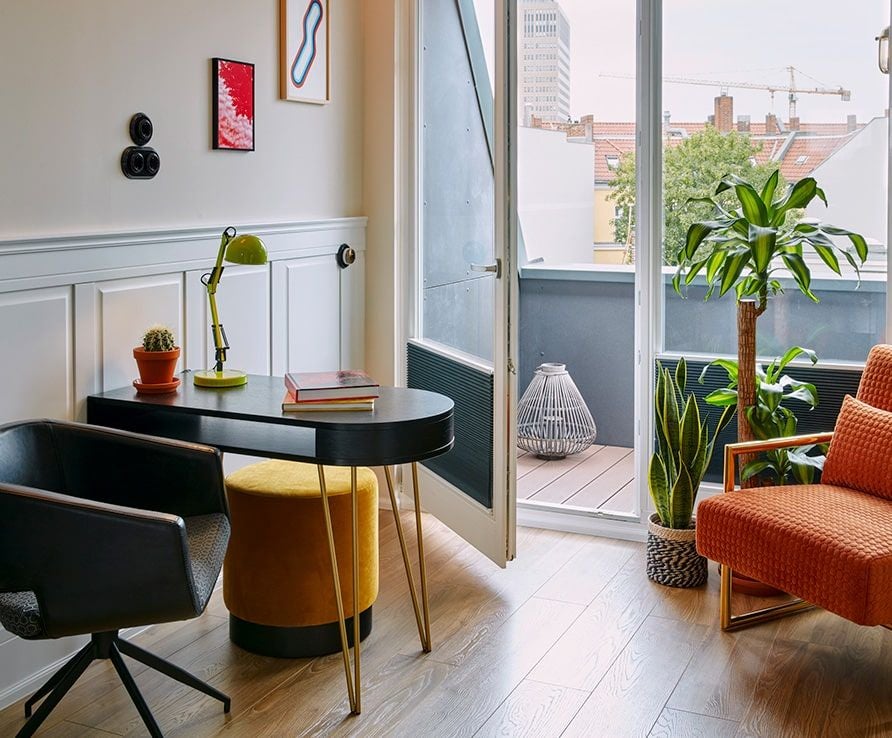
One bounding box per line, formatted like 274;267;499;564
475;0;891;124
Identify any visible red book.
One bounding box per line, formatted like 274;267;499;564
284;370;380;401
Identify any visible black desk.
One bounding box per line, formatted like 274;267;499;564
88;372;454;715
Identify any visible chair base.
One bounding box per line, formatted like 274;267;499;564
18;631;229;738
229;607;373;658
719;564;815;632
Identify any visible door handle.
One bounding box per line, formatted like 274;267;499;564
470;259;502;278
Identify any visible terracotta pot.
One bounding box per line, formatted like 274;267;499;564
133;347;180;385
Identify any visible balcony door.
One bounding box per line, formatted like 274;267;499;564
405;0;518;567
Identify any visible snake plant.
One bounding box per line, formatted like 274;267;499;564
650;358;733;529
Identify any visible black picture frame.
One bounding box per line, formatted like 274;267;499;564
212;57;255;152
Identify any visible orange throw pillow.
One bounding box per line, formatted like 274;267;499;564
823;395;892;501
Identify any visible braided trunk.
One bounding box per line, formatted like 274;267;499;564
736;300;758;487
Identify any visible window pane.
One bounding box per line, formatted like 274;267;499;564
516;1;638;516
420;0;495;362
661;1;888;363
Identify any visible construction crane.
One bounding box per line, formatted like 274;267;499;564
601;67;851;121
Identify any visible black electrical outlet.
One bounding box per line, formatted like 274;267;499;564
121;146;161;179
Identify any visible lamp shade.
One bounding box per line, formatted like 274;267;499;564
224;234;268;265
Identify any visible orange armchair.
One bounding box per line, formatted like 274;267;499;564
696;344;892;631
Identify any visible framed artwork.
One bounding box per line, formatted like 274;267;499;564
212;58;255;151
279;0;330;104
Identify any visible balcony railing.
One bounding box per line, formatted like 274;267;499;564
518;263;879;493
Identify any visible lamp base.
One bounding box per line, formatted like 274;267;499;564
193;370;248;388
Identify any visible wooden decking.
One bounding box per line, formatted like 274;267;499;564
517;444;635;513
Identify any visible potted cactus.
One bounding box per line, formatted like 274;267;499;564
647;358;732;587
133;324;180;389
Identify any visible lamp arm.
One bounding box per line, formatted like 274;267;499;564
207;291;228;372
204;226;236;372
206;226;236;295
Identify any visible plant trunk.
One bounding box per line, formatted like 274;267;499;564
737;300;758;487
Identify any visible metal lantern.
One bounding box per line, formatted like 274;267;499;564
517;363;597;459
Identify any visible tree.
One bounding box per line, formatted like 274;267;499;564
674;172;867;453
609;126;780;265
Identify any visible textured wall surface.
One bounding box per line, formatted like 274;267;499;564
0;0;363;238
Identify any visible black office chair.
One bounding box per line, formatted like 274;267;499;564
0;420;232;738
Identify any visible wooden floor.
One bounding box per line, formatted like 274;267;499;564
3;512;891;737
518;445;635;512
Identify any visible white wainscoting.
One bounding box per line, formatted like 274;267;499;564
185;264;271;375
272;255;342;374
0;217;366;709
0;287;74;424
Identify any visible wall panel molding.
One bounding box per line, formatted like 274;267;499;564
0;218;367;293
0;217;366;708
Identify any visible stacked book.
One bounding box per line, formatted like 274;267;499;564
282;370;379;412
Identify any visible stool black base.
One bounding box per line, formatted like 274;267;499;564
229;607;373;658
18;630;230;738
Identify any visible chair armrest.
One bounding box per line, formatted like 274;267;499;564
723;432;834;492
51;421;227;519
0;483;202;638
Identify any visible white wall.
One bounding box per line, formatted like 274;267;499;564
0;0;363;239
518;127;594;264
808;117;889;251
0;0;369;712
362;0;400;387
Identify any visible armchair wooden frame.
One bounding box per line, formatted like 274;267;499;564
718;432;833;632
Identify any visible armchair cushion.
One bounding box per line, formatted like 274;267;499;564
696;483;892;625
822;395;892;501
856;344;892;412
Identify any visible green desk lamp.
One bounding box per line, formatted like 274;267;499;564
193;226;268;387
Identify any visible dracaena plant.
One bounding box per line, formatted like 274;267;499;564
699;346;828;485
650;358;733;529
673;172;867;452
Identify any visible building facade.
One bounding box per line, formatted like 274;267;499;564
519;0;571;123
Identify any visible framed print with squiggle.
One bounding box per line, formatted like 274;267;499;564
280;0;330;104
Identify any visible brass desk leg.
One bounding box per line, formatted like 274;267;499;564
350;466;361;714
411;462;432;652
316;465;357;713
384;466;428;651
384;463;432;653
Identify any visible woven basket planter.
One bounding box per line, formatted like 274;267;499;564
646;513;707;588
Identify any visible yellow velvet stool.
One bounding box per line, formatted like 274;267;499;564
223;460;379;657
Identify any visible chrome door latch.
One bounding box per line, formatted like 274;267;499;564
470;259;502;278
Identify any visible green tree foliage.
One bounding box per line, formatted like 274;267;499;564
609;126;781;264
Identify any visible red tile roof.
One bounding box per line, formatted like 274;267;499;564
579;117;865;186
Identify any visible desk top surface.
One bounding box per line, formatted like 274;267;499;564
89;372;454;431
88;373;455;465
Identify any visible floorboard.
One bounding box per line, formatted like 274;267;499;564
2;513;891;737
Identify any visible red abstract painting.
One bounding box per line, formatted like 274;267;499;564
213;58;255;151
